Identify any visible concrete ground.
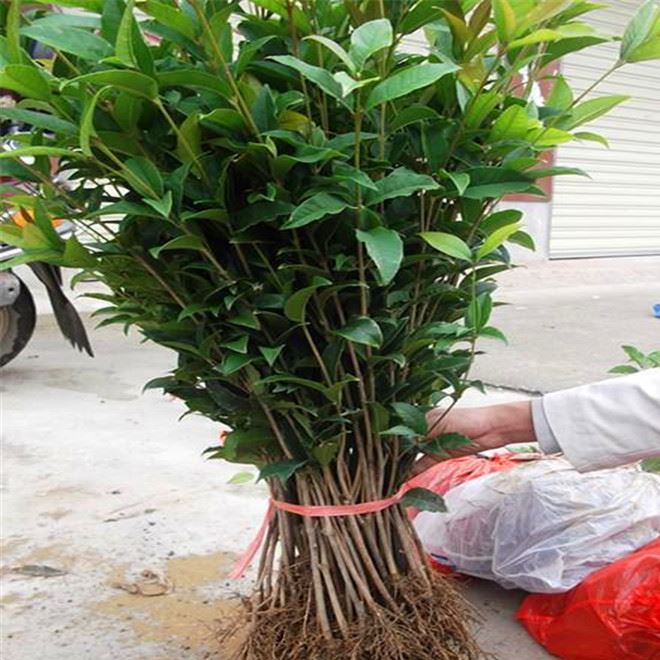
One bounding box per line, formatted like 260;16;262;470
4;255;658;659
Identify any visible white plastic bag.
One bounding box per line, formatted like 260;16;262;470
414;458;660;593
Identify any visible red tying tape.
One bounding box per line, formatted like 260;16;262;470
230;472;433;579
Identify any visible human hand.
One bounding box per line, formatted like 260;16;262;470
411;401;535;476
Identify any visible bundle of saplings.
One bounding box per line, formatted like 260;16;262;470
2;0;658;657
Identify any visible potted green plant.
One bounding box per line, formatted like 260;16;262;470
2;0;658;657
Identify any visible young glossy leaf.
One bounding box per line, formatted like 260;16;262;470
420;232;472;261
258;460;306;484
463;167;533;199
364;62;460;111
508;28;561;49
527;126;574;148
20;24;113;61
564;95;629;129
625;37;660;62
493;0;517;43
356;226;403;285
150;235;204;258
365;167;440;206
348;18;393;70
573;131;609;147
0;65;51;100
547;75;574;111
401;488;447;512
335;317;383;348
489;105;530;142
283;193;348;230
70;70;158;99
620;0;658;61
476;221;522;259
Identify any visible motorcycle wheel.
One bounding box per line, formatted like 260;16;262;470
0;277;36;367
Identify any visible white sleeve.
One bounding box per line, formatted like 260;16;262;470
534;369;660;472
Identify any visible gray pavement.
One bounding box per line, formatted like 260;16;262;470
473;256;660;392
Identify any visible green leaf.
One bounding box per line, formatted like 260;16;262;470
269;55;350;108
62;234;96;267
150;235;204;258
70;70;158;99
0;146;82;159
0;108;77;134
380;425;421;439
20;24;112;61
364;62;459;111
626;36;660;62
283;193;348;230
116;0;138;67
424;432;473;454
392;402;427;435
333;163;378;191
356;227;403;286
201;109;246;134
420;232;472;261
258;460;306;484
466;293;492;330
564;95;629;129
80;85;111;156
221;352;253;375
304;34;355;74
608;364;639;375
335;316;383;348
157;69;231;98
6;0;22;64
642;458;660;473
477;221;522;258
227;471;254;485
144;191;173;218
284;278;331;322
258;345;284;366
573;131;609;147
463;167;533;199
508;28;561;49
620;0;658;61
493;0;517;43
349;18;393;70
489;105;530;142
333;71;379;97
0;65;50;100
124;157;164;198
141;0;197;39
175;113;202;164
365;167;440;206
389;105;441;131
443;171;470;196
401;488;447;512
527;126;574;149
547;75;574;111
480;326;508;343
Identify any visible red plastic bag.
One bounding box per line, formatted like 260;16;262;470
517;537;660;660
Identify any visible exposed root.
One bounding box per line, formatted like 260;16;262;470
228;572;481;660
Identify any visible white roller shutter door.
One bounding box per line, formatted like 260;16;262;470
550;0;660;258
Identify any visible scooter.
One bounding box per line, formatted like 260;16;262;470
0;220;93;367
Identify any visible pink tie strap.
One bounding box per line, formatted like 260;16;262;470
230;475;427;579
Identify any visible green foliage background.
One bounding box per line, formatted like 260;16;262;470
2;0;659;485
